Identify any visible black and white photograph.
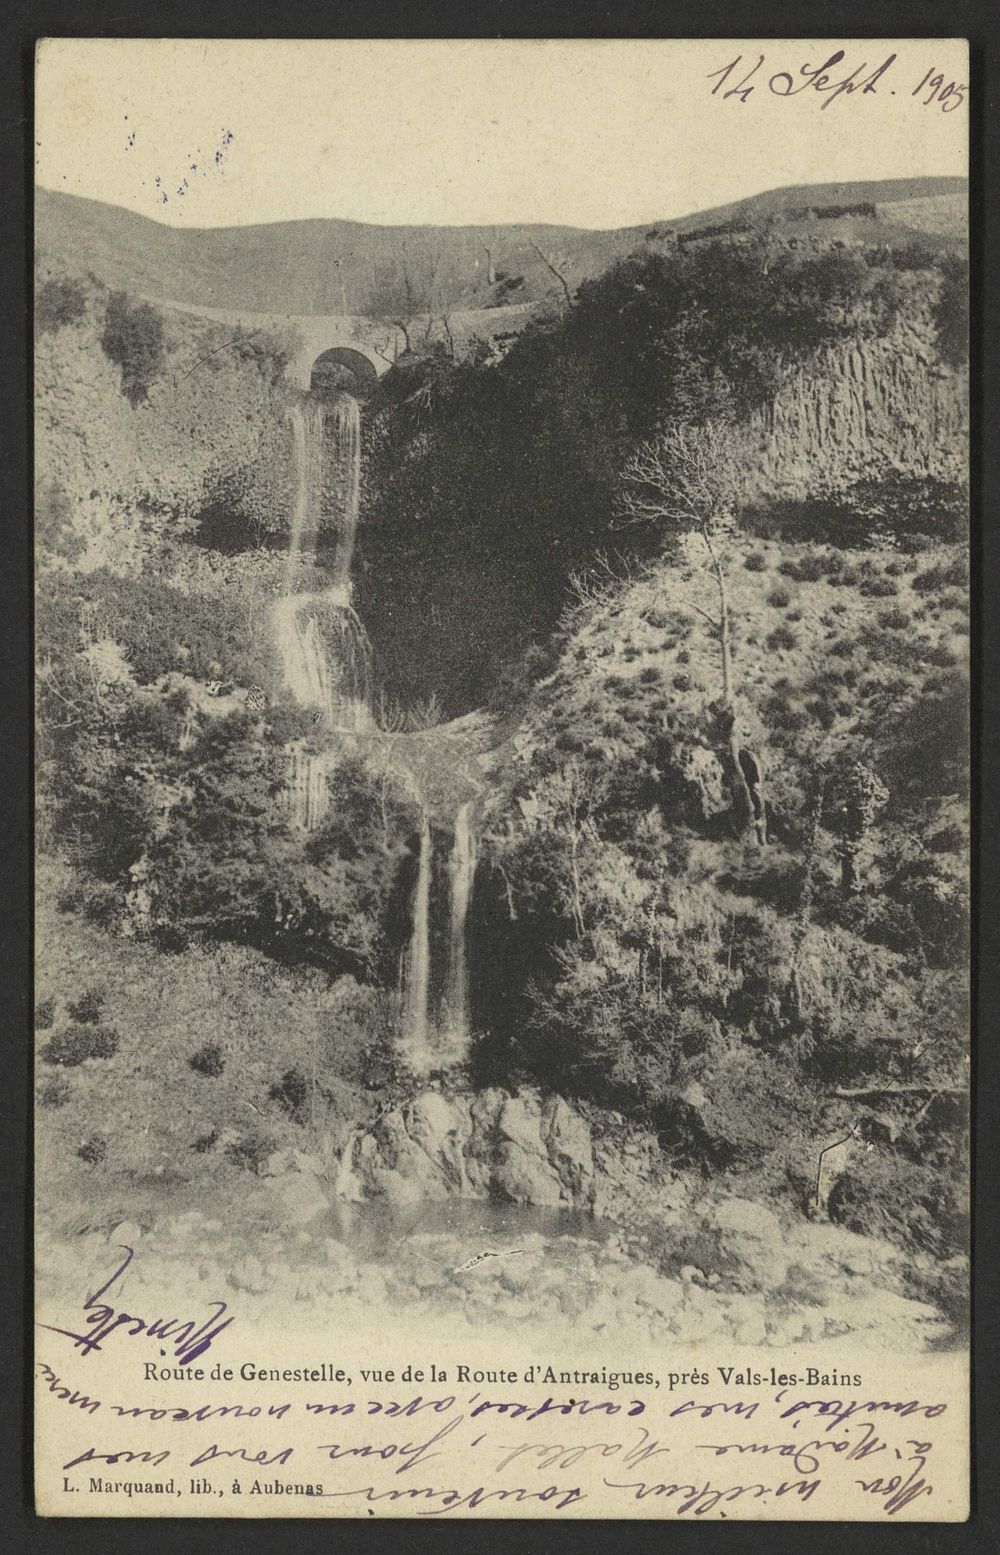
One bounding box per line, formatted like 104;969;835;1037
32;37;970;1520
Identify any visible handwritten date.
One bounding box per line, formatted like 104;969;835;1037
708;51;966;113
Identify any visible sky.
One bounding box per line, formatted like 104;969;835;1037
35;38;968;231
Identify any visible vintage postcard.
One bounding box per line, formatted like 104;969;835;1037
34;37;970;1519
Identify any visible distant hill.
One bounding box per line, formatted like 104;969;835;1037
35;178;966;319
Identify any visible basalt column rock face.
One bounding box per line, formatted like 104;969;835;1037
748;314;967;498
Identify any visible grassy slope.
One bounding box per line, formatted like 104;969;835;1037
34;858;383;1228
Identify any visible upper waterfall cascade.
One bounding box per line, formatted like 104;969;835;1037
276;394;374;828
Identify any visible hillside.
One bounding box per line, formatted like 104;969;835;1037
36;178;966;317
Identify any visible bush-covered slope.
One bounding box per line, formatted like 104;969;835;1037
34;206;969;1318
461;525;968;1285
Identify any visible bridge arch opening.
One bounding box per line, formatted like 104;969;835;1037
310;347;379;400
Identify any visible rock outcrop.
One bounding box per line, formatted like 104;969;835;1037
337;1088;667;1215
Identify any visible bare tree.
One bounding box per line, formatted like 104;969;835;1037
370;249;428;355
530;243;573;309
370;246;464;359
621;420;766;844
621;421;746;697
546;758;608;937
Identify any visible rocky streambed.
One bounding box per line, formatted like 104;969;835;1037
36;1086;959;1354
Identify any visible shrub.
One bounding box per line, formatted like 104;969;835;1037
225;1130;275;1174
767;585;792;609
231;327;296;385
639;666;660;684
37;1075;71;1108
77;1135;108;1165
35;998;56;1031
921;642;957;669
269;1067;308;1123
778;551;828;583
859;575;898;598
100;291;165;405
744;552;767;572
67;987;104;1024
879;607;910;631
766;624;798;652
191;1130;219;1153
913;556;969;595
36;276;88;333
189;1043;225;1078
41;1024;119;1066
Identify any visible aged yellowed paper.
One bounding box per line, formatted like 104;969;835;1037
35;37;969;1519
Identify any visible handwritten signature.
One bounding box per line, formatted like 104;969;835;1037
37;1246;235;1363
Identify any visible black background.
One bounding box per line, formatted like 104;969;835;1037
2;4;996;1551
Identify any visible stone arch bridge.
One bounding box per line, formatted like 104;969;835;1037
159;298;536;393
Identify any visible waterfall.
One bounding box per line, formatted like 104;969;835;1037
286;399;326;591
402;816;433;1071
272;597;338;723
330;394;361;588
399;802;478;1072
334;1128;365;1202
443;801;477;1047
286;742;332;831
274;390;373;806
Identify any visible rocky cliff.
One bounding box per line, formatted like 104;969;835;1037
35;264;297;573
749;308;967;497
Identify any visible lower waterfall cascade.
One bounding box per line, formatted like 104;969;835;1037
399;803;479;1075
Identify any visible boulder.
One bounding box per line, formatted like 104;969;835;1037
673;1196;790;1292
493;1139;564;1206
271;1171;329;1227
108;1220;144;1248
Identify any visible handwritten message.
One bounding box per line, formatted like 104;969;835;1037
37;1356;962;1518
35;1253;968;1522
